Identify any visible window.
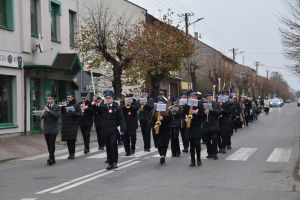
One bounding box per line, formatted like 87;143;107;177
50;1;60;42
30;0;38;36
0;75;13;126
69;10;76;46
0;0;14;30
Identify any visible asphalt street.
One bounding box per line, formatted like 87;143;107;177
1;104;300;200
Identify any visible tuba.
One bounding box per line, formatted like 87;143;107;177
154;111;161;134
186;106;193;128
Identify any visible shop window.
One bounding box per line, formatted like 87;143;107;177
50;1;61;42
30;0;39;36
0;75;13;127
69;10;76;46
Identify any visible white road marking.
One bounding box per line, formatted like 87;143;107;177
20;198;37;200
20;149;70;161
225;148;258;161
87;148;125;159
126;148;155;158
36;159;138;195
267;148;292;163
56;147;99;160
51;161;140;194
188;149;208;160
152;150;172;158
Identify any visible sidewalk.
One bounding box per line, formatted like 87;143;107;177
0;127;98;163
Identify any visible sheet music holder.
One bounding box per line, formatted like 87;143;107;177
125;97;133;104
156;103;167;112
203;103;213;110
33;110;44;117
179;99;188;106
187;99;199;107
66;106;75;113
139;98;147;104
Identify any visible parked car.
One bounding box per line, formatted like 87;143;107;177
285;99;292;103
270;98;282;107
297;98;300;107
280;98;284;106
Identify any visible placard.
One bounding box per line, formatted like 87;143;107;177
218;96;229;103
203;103;213;110
114;100;121;106
187;99;199;107
156;103;166;112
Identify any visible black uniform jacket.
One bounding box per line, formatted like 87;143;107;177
61;100;81;141
42;104;60;135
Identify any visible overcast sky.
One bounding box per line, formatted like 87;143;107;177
129;0;300;91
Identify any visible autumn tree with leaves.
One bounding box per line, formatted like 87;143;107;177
126;14;195;98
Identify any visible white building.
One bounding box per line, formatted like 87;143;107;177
0;0;146;136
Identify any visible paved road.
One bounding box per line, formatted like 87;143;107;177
1;104;300;200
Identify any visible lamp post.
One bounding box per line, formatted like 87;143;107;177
86;61;96;95
218;77;221;92
213;85;216;101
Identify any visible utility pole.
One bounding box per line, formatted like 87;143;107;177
267;70;269;80
254;61;262;97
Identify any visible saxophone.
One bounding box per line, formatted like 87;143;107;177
186;106;193;128
140;104;144;111
154;111;161;134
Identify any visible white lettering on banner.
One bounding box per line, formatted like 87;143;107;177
0;50;23;68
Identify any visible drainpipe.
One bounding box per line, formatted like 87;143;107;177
22;67;27;136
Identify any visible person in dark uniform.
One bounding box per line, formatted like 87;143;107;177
203;93;222;160
244;97;252;127
40;93;60;166
183;89;205;167
169;97;181;157
138;89;154;152
61;92;81;160
92;95;105;151
150;96;172;165
78;92;93;154
122;94;139;156
179;92;189;153
232;96;241;133
219;94;234;154
101;90;125;170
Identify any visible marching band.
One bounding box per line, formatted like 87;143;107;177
38;88;265;169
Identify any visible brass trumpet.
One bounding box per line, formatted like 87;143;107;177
140;104;144;111
125;103;131;109
59;101;69;107
154;111;161;134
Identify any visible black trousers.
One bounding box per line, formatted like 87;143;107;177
140;121;151;149
44;134;57;160
170;127;181;155
219;130;231;149
180;127;189;150
244;114;249;126
67;139;76;155
80;125;91;151
205;131;219;156
95;125;104;148
105;131;118;164
233;119;240;131
124;130;137;153
189;139;201;163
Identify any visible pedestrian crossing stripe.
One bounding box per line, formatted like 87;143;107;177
267;148;292;163
225;148;258;161
56;147;100;160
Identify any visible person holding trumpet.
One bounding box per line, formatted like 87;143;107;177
39;93;60;166
122;94;139;156
169;97;182;157
92;95;105;151
151;96;173;165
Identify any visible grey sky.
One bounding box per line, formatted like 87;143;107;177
129;0;300;91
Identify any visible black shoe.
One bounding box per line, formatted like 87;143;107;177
130;150;135;155
227;146;232;150
106;164;113;170
144;148;150;152
182;149;188;153
112;163;118;169
125;152;131;156
84;148;90;154
160;157;165;165
118;141;123;146
98;147;104;151
47;159;53;166
190;162;196;167
67;154;75;160
221;149;226;154
213;155;218;160
104;160;108;163
206;155;213;159
197;160;202;166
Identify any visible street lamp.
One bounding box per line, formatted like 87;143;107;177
189;17;204;26
218;77;221;92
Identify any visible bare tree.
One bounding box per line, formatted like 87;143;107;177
280;0;300;69
76;1;136;97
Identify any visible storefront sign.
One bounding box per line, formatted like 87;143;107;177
0;51;23;68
